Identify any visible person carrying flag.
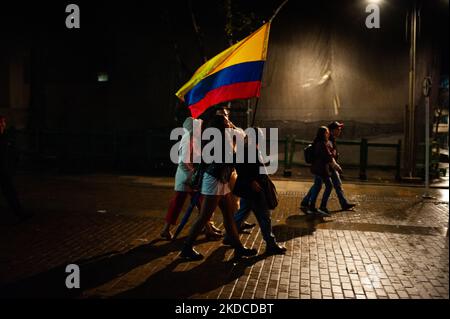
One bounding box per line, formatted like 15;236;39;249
174;21;274;260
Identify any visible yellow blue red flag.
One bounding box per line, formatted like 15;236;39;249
176;22;271;118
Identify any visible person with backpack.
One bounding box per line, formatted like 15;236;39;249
300;126;341;216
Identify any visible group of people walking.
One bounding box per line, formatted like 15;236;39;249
1;112;356;261
161;111;286;261
160;108;355;261
300;121;356;216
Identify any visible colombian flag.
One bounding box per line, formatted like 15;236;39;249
176;23;271;118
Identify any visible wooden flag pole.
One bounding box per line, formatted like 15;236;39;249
250;0;289;127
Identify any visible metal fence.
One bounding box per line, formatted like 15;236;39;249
12;129;410;180
280;136;402;181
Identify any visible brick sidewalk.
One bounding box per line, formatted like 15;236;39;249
0;174;448;299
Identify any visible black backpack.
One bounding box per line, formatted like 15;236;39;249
304;144;314;164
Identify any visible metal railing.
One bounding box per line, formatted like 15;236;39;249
281;135;402;181
13;129;402;179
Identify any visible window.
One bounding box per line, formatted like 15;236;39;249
97;72;109;82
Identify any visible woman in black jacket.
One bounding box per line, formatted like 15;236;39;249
227;128;286;255
302;126;342;216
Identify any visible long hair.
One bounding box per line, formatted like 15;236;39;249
314;126;329;143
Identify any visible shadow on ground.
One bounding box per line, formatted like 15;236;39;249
0;236;268;299
273;214;329;242
109;246;266;298
0;236;207;298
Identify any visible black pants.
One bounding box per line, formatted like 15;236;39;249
0;172;23;217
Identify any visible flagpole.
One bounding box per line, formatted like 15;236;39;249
270;0;289;22
250;0;289;127
251;98;259;127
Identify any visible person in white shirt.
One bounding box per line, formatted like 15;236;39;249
160;117;221;240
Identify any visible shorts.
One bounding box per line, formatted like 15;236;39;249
201;172;231;196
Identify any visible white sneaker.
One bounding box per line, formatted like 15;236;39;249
316;208;331;217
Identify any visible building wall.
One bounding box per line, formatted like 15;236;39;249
256;1;413;139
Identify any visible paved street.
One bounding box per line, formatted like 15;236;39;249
0;174;448;299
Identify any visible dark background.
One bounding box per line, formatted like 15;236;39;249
0;0;448;174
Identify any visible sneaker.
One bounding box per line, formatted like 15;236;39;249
160;230;173;241
265;244;287;255
204;221;223;237
316;208;331;217
234;247;258;259
205;231;223;241
341;203;356;211
208;222;223;235
239;222;256;232
180;247;204;261
222;237;233;246
306;207;317;215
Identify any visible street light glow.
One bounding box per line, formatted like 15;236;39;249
367;0;383;4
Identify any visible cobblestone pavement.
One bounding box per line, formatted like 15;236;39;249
0;174;448;299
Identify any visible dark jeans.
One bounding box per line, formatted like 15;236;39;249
225;193;277;246
0;172;23;216
302;175;333;209
301;170;349;208
330;170;349;207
